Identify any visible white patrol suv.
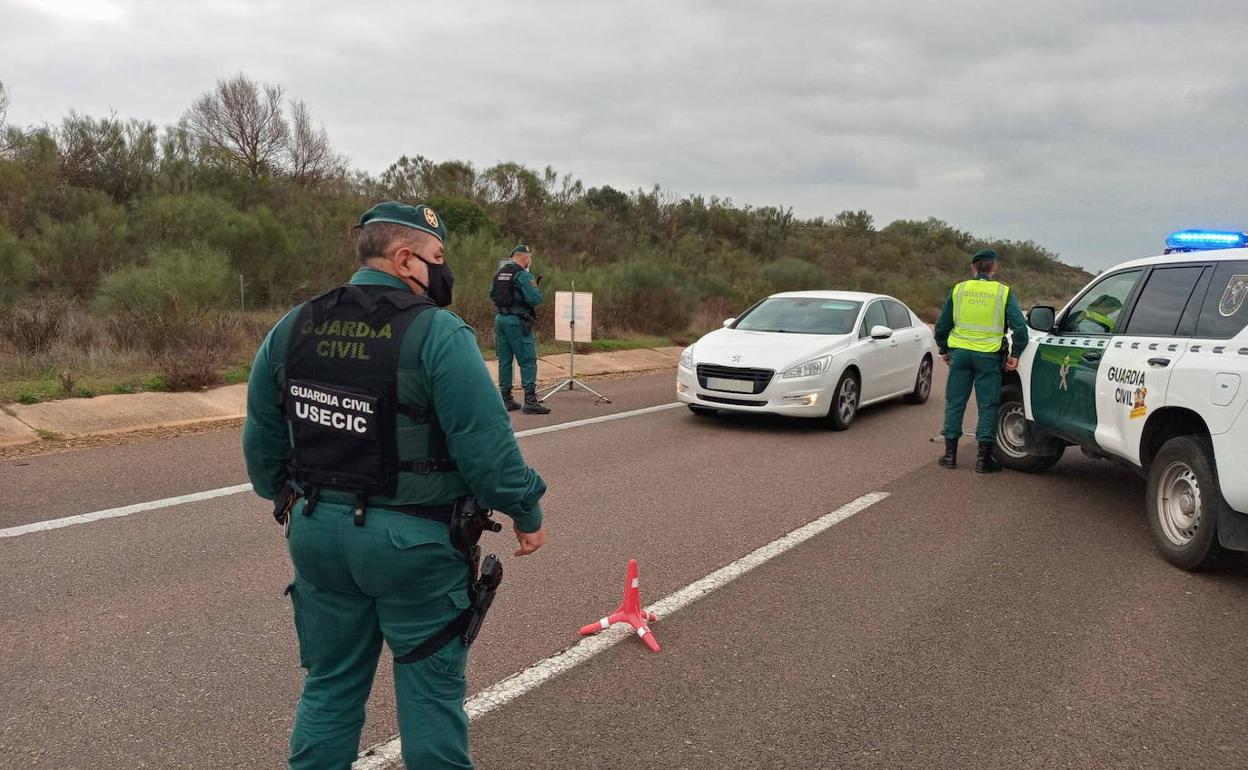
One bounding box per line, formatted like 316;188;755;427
997;230;1248;570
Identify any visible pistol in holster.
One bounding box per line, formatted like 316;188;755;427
272;480;298;526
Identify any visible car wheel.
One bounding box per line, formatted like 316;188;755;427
903;356;933;404
994;384;1063;472
824;370;859;431
1146;435;1233;571
687;405;717;417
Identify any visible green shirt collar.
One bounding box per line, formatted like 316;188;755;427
350;267;412;291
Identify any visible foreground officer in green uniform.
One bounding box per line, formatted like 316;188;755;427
243;202;548;769
490;244;550;414
934;248;1030;473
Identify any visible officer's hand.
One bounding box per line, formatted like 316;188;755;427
940;352;950;365
1005;356;1019;372
514;524;546;557
534;275;544;286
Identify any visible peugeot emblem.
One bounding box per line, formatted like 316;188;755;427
731;354;742;363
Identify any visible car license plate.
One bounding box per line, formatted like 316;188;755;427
706;377;755;393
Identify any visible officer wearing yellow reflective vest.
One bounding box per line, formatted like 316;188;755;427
243;201;547;769
490;244;549;414
934;248;1030;473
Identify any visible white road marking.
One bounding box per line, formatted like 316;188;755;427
0;484;255;539
0;403;682;539
352;491;889;770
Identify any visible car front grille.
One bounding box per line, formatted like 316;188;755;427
696;364;775;395
698;394;767;407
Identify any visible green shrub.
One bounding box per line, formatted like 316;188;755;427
95;243;234;317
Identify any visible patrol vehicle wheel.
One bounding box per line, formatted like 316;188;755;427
824;370;859;431
1146;436;1231;571
994;385;1062;472
904;356;933;404
688;405;718;417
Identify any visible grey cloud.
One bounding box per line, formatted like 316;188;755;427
2;0;1247;268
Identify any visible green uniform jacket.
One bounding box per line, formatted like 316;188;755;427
489;265;544;320
243;268;545;532
934;274;1030;359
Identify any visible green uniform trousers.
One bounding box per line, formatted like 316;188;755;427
942;348;1002;444
495;314;537;392
285;500;473;770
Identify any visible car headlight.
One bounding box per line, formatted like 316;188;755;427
679;346;695;370
782;355;833;379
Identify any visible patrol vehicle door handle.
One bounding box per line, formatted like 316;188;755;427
1147;357;1171;368
1082;351;1102;363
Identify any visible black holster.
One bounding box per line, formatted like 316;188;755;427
272;481;298;526
394;499;504;664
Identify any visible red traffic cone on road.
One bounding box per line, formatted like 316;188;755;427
578;559;661;652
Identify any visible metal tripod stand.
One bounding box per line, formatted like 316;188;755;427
539;283;611;404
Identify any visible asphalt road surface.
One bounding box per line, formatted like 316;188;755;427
1;369;1244;770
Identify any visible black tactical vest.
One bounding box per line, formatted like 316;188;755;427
492;262;532;317
284;284;442;499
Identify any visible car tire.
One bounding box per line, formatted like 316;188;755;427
903;355;933;405
687;405;718;417
994;384;1063;472
823;370;859;431
1146;435;1233;571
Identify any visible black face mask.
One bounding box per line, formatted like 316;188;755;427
412;255;455;307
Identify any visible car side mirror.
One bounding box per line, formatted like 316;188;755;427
869;325;893;340
1027;305;1056;333
722;318;736;328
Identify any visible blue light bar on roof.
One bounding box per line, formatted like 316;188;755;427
1165;229;1248;253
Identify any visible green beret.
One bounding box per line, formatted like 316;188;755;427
512;244;532;255
971;248;998;263
357;201;446;243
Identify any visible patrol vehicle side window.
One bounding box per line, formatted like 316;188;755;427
883;300;912;330
1124;266;1205;337
860;301;887;337
1059;270;1142;335
1195;260;1248;339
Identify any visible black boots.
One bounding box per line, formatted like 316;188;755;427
975;442;1001;474
522;387;550;415
938;438;958;469
501;387;520;412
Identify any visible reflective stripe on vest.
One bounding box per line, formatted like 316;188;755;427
948;279;1008;353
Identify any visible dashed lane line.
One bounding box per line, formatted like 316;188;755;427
353;491;891;769
0;402;683;540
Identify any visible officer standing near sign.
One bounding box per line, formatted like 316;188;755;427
243;202;548;769
934;248;1030;473
490;244;550;414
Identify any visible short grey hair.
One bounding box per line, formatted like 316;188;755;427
355;222;419;265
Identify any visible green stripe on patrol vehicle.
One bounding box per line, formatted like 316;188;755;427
1030;340;1101;446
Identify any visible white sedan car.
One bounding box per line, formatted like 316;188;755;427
676;291;937;429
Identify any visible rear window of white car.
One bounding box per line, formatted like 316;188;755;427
736;298;863;335
1196;260;1248;339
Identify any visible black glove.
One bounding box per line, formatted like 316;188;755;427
534;275;544;286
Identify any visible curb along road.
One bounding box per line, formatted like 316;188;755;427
0;347;683;449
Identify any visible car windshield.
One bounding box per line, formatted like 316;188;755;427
734;298;863;335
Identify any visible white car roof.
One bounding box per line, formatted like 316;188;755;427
768;290;892;302
1108;246;1248;272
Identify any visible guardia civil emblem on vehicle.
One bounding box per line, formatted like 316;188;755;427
1059;354;1072;391
1219;274;1248;317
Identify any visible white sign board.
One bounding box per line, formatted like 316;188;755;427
554;291;593;342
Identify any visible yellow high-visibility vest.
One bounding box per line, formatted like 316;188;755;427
948;279;1008;353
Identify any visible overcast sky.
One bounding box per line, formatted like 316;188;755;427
3;0;1246;270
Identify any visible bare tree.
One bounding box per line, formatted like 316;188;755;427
0;80;8;127
185;74;288;177
286;98;344;185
